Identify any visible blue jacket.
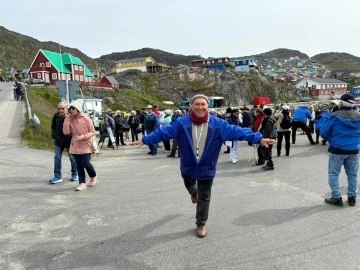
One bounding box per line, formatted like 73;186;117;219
320;108;360;154
142;114;263;180
314;116;325;130
292;106;312;124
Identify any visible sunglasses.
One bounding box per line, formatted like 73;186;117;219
69;107;76;111
58;107;66;110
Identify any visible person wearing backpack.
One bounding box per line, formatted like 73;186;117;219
274;105;292;156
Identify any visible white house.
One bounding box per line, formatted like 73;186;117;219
295;78;348;100
233;58;257;72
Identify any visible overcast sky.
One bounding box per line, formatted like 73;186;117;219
2;0;359;59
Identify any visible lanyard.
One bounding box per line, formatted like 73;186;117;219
195;123;204;160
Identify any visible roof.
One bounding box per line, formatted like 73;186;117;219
308;78;348;84
40;50;93;77
104;75;118;84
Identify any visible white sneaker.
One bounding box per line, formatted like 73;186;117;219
232;160;237;164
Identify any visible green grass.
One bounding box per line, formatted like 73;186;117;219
21;87;60;150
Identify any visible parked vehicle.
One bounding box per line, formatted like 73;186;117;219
27;79;49;87
298;96;311;102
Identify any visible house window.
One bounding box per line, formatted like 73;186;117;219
79;66;83;71
37;73;41;79
74;65;78;70
40;63;44;67
46;62;51;67
52;73;58;80
75;75;79;81
61;74;66;80
312;85;316;89
80;75;84;81
66;74;71;80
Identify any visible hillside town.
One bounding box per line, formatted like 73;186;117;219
1;48;360;102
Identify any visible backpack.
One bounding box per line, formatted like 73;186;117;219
280;114;292;129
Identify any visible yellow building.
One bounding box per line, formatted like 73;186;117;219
115;57;157;73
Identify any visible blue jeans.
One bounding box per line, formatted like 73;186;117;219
54;145;77;179
73;154;96;184
328;153;359;198
146;130;157;153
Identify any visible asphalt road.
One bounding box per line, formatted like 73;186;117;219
0;82;360;269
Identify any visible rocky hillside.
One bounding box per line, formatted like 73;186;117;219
83;67;297;109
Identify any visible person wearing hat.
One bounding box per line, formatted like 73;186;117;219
131;94;275;238
274;105;292;157
259;108;277;170
226;108;241;164
321;94;360;207
144;105;160;155
63;99;97;191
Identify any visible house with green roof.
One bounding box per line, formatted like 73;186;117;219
28;49;94;85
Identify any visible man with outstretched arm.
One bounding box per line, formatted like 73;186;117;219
131;94;275;238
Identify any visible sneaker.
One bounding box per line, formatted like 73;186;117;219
150;152;157;155
89;176;97;187
262;164;274;170
71;175;78;182
75;184;87;191
325;197;344;206
348;196;356;207
232;160;237;164
49;177;63;184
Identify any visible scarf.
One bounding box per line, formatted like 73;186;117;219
190;111;209;125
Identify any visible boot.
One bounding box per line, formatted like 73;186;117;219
262;162;274;170
277;151;280;157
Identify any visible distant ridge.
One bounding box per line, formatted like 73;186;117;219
2;25;360;72
98;47;204;67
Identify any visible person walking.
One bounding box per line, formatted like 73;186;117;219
63;100;97;191
321;94;360;207
104;108;115;148
49;102;78;184
291;105;316;145
274;105;291;156
131;94;275;238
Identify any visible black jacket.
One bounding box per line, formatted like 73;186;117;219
260;116;277;139
51;112;72;147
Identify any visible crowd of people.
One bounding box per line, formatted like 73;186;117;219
49;93;360;238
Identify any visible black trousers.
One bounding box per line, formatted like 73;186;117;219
182;174;213;227
115;131;125;146
169;139;181;157
277;131;291;155
291;121;315;144
315;129;328;144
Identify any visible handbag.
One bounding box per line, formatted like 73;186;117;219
87;138;99;154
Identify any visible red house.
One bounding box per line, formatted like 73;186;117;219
28;49;94;85
99;75;119;89
191;57;231;70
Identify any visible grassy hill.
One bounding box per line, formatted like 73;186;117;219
0;26;100;72
234;48;309;60
98;47;204;67
311;52;360;72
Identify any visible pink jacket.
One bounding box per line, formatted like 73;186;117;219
63;113;95;154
